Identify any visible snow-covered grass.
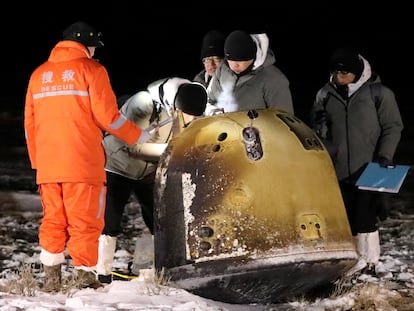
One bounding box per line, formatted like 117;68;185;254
0;187;413;310
0;147;413;310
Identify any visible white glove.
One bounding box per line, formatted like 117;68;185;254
204;103;224;116
127;143;168;161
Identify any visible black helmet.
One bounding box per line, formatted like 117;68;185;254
62;21;104;47
174;83;207;116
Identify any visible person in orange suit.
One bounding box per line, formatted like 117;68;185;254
24;21;150;291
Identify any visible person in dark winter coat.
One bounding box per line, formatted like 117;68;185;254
310;48;404;276
96;77;207;283
206;30;294;115
193;30;225;88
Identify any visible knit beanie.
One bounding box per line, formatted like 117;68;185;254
224;30;257;61
200;30;225;59
329;48;363;76
174;83;207;116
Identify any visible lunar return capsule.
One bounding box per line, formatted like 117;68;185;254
153;108;358;304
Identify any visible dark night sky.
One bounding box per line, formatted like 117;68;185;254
2;4;411;122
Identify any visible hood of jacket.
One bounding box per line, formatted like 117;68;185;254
329;55;376;96
251;33;275;70
147;77;191;115
48;40;92;62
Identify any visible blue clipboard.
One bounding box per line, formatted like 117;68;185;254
355;162;410;193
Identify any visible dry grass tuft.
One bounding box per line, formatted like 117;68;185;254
352;283;401;311
1;263;39;296
0;263;93;298
331;276;354;298
328;280;414;311
143;267;173;295
60;274;82;297
291;275;414;311
153;267;172;287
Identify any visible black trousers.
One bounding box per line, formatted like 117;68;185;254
339;181;378;236
102;171;155;236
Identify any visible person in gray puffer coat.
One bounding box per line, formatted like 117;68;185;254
96;77;207;283
205;30;294;115
310;48;404;276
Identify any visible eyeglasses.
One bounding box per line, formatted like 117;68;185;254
333;70;351;75
202;56;222;64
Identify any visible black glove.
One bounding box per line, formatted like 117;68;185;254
313;110;328;125
311;110;330;139
377;156;393;168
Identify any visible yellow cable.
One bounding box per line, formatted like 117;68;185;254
111;271;138;279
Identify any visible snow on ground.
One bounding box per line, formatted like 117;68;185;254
1;185;413;310
0;148;413;310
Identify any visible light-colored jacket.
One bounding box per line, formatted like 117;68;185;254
312;56;404;180
193;69;210;88
104;77;190;180
206;33;294;114
24;40;141;184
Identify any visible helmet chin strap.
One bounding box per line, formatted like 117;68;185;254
87;46;96;58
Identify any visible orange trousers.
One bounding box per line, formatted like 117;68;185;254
38;182;106;267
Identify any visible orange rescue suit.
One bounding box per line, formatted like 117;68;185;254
24;40;142;267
